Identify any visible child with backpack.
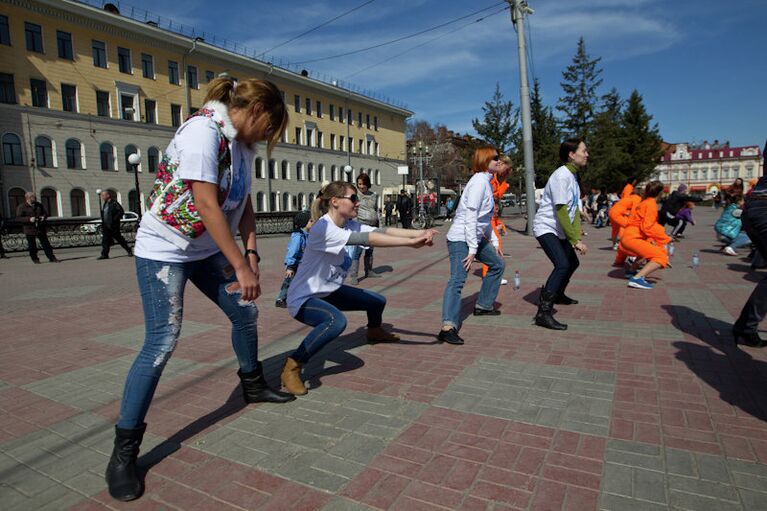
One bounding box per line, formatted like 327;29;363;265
275;211;313;307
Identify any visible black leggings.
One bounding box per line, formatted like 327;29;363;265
537;233;580;296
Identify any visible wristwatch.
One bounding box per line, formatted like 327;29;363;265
245;249;261;263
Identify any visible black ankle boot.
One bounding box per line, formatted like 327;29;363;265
732;327;766;348
534;287;567;330
105;423;146;502
238;363;296;403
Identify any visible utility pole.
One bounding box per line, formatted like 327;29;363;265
509;0;536;234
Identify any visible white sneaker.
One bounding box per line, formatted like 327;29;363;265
613;243;619;251
501;278;508;285
723;246;737;256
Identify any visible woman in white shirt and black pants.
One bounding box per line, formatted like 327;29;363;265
438;146;507;346
282;181;437;395
532;138;589;330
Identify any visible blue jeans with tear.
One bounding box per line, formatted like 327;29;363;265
117;253;259;429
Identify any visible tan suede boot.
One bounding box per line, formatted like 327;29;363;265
366;326;400;343
280;357;307;395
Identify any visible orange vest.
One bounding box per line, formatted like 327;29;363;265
621;183;634;199
626;198;670;244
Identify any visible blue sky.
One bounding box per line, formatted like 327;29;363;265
113;0;766;148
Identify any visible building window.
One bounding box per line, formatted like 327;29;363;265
340;135;345;152
308;163;314;181
366;114;370;129
144;99;156;123
329;104;335;121
297;162;304;180
306;128;313;147
331;165;337;181
359;139;363;154
0;15;9;46
316;100;322;118
61;83;77;112
168;60;179;85
96;90;109;117
0;73;16;104
92;40;106;68
124;144;139;172
268;159;276;179
100;142;115;170
35;136;54;167
339;107;344;123
254;157;264;179
295;127;302;145
141;53;154;78
269;192;277;212
330;134;336;150
117;47;133;74
318;131;323;148
187;65;198;89
374;116;378;130
120;94;134;120
9;187;26;213
281;160;289;180
25;22;43;53
347;109;352;125
30;78;47;107
171;104;181;127
70;189;86;216
2;133;23;165
205;70;214;83
57;31;73;60
147;147;160;173
40;188;58;216
294;94;300;113
65;139;82;169
358;111;363;126
305;97;311;115
282;192;291;212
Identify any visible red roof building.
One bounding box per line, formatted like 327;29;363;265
653;140;762;194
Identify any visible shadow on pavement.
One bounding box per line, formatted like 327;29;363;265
663;304;767;422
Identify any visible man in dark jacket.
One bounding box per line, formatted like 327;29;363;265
98;190;132;259
396;189;413;229
15;191;58;263
659;183;702;236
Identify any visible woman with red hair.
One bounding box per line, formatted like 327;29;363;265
438;146;506;345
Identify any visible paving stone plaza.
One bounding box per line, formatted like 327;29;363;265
1;207;767;510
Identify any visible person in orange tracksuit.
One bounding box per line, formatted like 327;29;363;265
621;176;638;199
482;155;511;279
620;181;670;290
609;193;641;264
612;176;638;245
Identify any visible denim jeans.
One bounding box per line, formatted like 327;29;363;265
292;285;385;363
441;239;505;330
725;231;752;250
117;254;259;429
537;233;580;296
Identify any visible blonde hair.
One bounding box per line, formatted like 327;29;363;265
311;181;357;221
205;77;288;156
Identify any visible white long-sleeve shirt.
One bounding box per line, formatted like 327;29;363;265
446;171;498;254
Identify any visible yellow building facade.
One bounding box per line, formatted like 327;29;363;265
0;0;412;217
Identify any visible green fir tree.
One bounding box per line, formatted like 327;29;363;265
557;37;603;139
620;90;663;184
472;82;519;155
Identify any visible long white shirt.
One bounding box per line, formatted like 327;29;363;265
533;165;581;239
446;171;498;254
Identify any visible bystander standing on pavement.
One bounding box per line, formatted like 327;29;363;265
396;188;413;229
438;146;506;346
0;212;8;259
349;173;380;284
105;77;294;502
15;192;59;264
97;190;133;260
281;181;436;395
383;197;394;226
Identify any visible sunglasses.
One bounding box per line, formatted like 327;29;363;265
492;154;502;161
338;194;359;203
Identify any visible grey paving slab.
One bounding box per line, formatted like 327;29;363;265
599;439;767;511
0;379;8;391
0;412;165;509
193;386;427;492
433;358;615;436
92;320;222;348
21;354;201;411
15;284;105;300
320;497;378;511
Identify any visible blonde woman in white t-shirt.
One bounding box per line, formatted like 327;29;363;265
282;181;438;395
106;77;293;502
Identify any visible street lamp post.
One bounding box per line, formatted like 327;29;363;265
128;153;142;220
410;141;431;216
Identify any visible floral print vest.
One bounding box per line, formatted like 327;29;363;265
146;108;232;241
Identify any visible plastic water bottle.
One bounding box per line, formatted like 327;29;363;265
514;270;521;290
692;251;700;269
668;243;675;261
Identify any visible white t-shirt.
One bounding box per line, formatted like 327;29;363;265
134;113;254;262
287;214;376;316
533;165;581;239
446;172;497;254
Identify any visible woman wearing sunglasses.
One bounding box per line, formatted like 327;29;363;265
438;146;507;346
281;181;438;395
